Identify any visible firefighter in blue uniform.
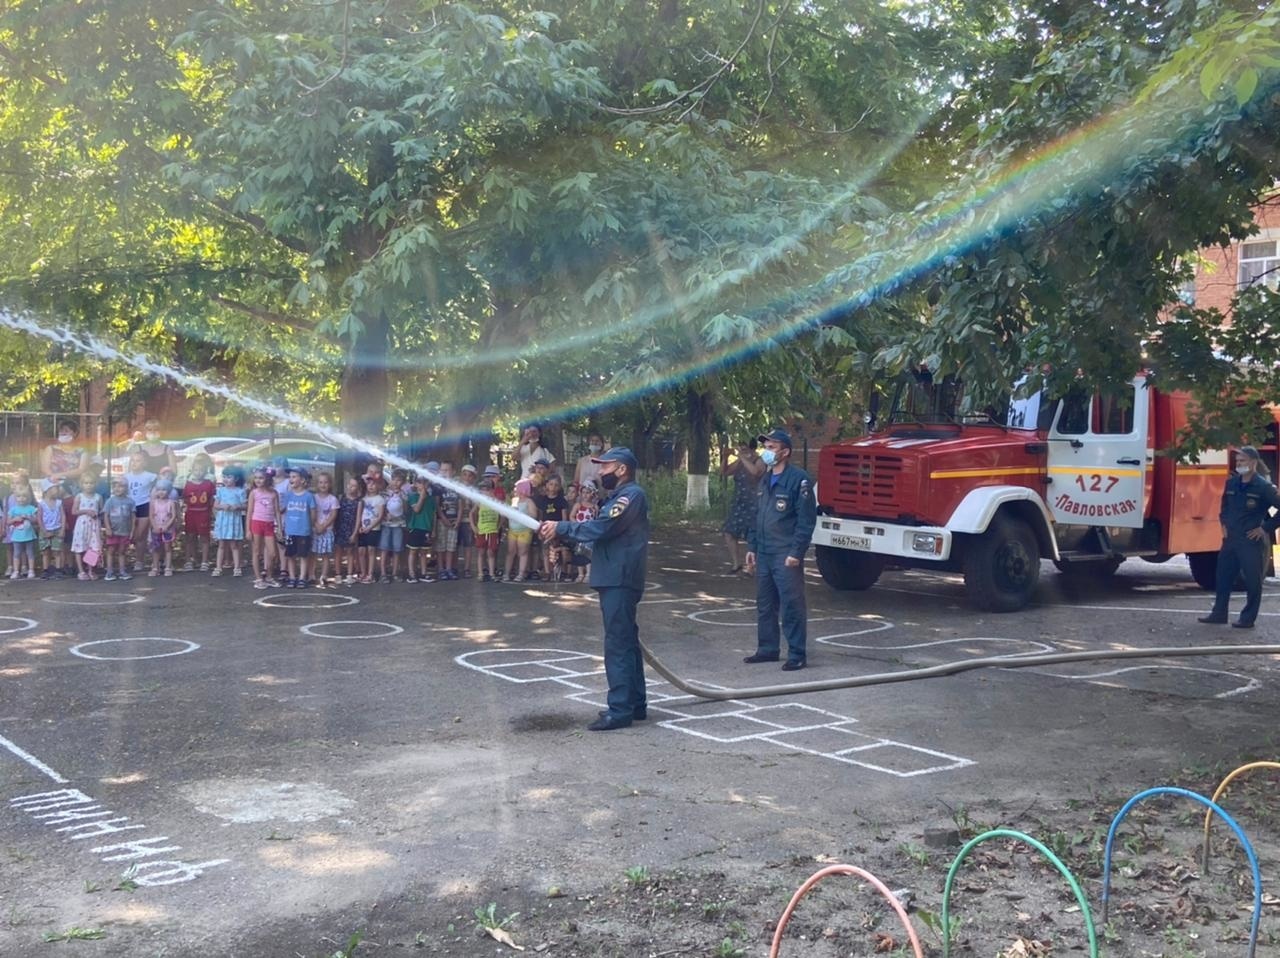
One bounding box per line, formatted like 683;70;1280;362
541;447;649;730
744;429;817;670
1199;445;1280;629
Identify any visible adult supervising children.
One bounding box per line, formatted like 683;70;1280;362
1198;445;1280;629
744;429;816;671
539;447;649;731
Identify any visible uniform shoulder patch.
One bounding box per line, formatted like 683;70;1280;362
608;495;631;518
800;479;811;498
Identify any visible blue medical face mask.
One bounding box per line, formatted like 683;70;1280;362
760;448;777;467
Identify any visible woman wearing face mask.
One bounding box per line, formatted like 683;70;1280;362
1198;445;1280;629
574;433;607;488
40;421;88;487
131;419;177;475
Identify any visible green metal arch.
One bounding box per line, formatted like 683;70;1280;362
942;828;1098;958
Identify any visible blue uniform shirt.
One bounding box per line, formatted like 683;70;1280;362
556;480;649;589
747;463;816;559
1219;473;1280;541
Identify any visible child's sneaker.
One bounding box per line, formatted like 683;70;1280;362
267;579;281;588
182;560;195;572
253;579;267;590
199;562;210;572
104;572;117;582
297;579;310;589
421;574;435;582
26;571;35;579
164;568;173;577
405;576;418;583
7;570;17;580
134;561;144;572
481;573;492;582
211;567;223;577
380;575;392;584
232;567;243;577
118;571;132;581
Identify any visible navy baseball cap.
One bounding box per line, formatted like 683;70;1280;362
591;446;639;471
287;465;311;481
757;428;793;449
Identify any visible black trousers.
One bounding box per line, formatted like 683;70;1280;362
1210;537;1268;625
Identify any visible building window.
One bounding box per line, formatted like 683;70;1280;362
1238;238;1280;289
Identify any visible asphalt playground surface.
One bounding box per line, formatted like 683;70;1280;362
1;529;1278;955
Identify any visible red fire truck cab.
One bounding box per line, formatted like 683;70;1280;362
813;374;1280;611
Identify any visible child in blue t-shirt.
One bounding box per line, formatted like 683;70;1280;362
278;467;317;588
7;490;37;579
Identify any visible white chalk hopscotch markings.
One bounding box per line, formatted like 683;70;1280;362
0;733;229;885
454;648;974;778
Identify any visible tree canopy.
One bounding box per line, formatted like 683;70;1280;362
0;0;1277;468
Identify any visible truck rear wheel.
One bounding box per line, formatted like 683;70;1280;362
815;545;884;591
1187;551;1218;591
963;516;1040;612
1186;549;1271;590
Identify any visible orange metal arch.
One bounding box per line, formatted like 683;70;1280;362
1202;761;1280;873
769;864;924;958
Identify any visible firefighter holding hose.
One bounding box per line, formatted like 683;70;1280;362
540;447;650;731
1199;445;1280;629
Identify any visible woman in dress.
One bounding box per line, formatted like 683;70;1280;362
721;439;765;574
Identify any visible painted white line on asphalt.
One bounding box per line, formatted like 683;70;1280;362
0;732;68;783
820;633;1054;655
298;620;404;639
69;638;200;661
42;592;144;606
0;616;37;634
1023;664;1260;699
255;592;359;609
1070;603;1280;616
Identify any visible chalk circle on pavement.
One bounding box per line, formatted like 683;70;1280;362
43;593;144;607
70;638;200;661
0;616;38;634
254;592;359;610
299;620;404;639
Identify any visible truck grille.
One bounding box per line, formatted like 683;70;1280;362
826;450;905;516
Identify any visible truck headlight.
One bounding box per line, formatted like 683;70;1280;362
911;533;943;555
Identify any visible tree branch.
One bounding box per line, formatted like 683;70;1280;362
209;294;337;343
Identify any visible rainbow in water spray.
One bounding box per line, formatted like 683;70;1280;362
0;309;542;531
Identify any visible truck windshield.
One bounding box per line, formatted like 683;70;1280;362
888;370;962;425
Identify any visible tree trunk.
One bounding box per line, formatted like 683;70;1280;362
684;384;714;510
338;309;390;484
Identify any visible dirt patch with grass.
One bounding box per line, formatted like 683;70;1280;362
233;762;1279;958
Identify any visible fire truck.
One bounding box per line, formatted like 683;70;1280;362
812;374;1280;611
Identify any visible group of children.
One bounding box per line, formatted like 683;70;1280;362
1;455;604;587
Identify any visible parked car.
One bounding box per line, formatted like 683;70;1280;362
175;436;257;474
222;438;337;478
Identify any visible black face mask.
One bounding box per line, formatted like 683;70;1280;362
600;472;619;491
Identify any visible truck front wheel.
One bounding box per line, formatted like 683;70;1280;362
962;516;1041;612
815;545;884;591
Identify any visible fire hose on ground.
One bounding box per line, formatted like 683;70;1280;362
638;640;1280;701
